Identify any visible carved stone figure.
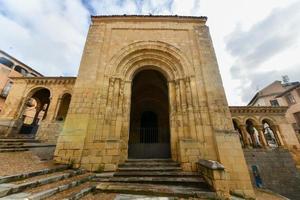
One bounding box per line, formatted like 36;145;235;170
263;123;278;147
252;127;262;147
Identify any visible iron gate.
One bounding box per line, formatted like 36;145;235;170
128;127;171;159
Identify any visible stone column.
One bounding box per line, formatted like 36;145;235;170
168;81;178;160
52;96;62;121
272;125;285;147
255;125;267;148
239;125;250;148
44;94;60;122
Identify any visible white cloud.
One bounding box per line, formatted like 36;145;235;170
225;1;300;103
0;0;299;105
0;0;90;76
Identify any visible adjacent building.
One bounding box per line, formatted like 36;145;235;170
0;50;43;111
248;80;300;135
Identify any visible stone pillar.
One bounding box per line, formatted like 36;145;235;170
168;81;178;160
255;125;267;148
272;125;285;147
240;125;250;148
44;94;59;122
52;96;62;121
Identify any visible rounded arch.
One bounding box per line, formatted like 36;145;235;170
19;87;51;135
244;117;259;126
106;41;192;81
261;118;279;147
58;90;72;99
260;117;277;125
25;86;53;99
232;118;242;126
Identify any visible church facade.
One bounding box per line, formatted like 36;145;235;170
55;15;254;196
1;15;300;198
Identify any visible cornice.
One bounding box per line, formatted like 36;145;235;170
91;15;207;24
229;106;288;114
11;76;76;85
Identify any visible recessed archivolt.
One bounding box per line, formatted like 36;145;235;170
123;55;179;81
106;41;192;81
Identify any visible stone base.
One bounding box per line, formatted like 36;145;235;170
36;121;64;144
244;148;300;200
178;139;203;172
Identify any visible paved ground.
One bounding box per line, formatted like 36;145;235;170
0;151;289;199
255;189;287;200
0;151;55;176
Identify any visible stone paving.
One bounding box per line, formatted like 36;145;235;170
0;151;55;176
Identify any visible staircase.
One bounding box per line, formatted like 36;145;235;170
93;159;217;199
0;138;55;153
0;165;95;199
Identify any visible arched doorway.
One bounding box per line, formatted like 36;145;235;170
20;88;50;135
128;69;171;159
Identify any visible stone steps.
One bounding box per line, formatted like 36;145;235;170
0;169;85;197
117;167;182;171
0;165;68;184
114;171;200;177
118;162;180;167
0;148;29;153
0;139;39;143
94;176;208;188
0;167;95;200
1;174;94;200
47;182;95;200
0;144;55;149
92;159;215;198
0;138;55;153
96;182;216;199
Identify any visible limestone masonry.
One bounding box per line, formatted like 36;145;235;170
1;15;300;199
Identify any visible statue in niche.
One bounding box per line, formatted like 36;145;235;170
263;123;278;148
247;125;262;148
252;127;262;147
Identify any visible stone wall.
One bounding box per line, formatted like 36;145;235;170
36;121;64;144
244;148;300;199
54;16;254;197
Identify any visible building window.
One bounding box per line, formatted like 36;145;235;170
0;57;14;68
1;81;13;97
270;99;279;107
14;65;28;76
27;73;37;77
286;93;296;105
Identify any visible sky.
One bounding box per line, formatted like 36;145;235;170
0;0;299;105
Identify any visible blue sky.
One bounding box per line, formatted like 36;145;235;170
0;0;299;105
